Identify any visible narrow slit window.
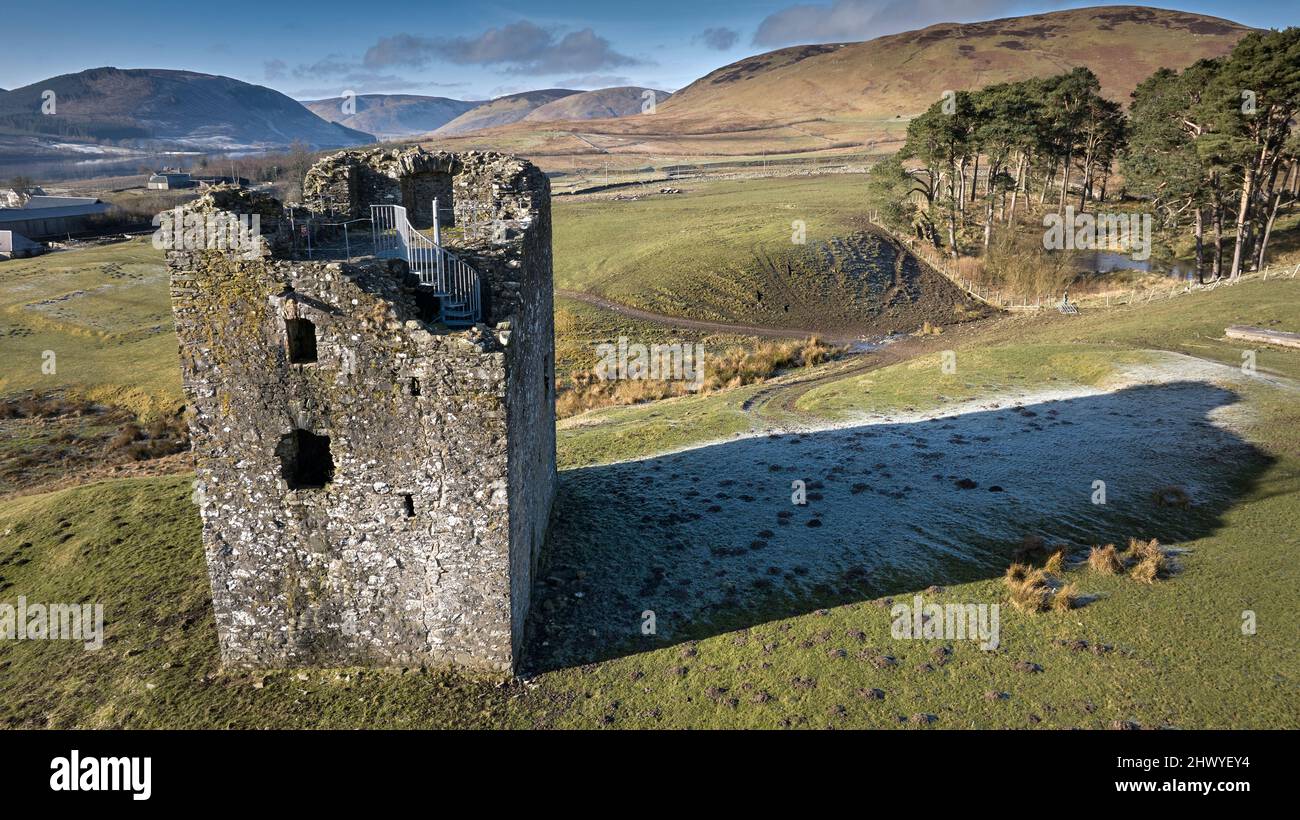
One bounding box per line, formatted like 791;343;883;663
402;494;416;518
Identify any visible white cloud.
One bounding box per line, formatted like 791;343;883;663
363;21;646;75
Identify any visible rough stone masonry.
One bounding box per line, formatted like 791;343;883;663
166;148;556;673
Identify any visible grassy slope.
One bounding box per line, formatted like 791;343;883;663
555;174;870;323
0;477;535;728
554;294;753;383
0;238;181;418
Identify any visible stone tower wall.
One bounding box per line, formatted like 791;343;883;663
168;151;555;673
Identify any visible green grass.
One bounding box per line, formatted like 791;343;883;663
559;383;761;468
557;338;1148;469
0;238;181;418
795;344;1144;420
554;174;871;323
1027;277;1300;382
4;432;1294;728
543;281;1300;727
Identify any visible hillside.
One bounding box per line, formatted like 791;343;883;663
430;6;1251;161
660;6;1248;126
523;87;671;123
302;94;481;139
432;89;580;136
554;175;988;332
0;67;375;151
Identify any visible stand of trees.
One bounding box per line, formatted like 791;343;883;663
873;67;1124;255
1124;28;1300;280
869;27;1300;282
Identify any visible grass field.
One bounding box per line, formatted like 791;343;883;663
0;238;180;419
0;207;1298;729
554;174;878;324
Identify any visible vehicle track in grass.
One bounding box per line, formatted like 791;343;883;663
741;313;1013;417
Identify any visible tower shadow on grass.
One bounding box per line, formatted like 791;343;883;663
522;381;1270;674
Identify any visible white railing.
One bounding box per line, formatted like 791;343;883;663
370;204;481;326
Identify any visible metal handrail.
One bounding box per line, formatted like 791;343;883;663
370;204;481;324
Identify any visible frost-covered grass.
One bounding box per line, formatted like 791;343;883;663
538;358;1265;670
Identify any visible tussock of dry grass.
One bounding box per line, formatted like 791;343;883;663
1114;538;1167;583
1131;557;1163;584
1007;548;1083;612
1088;543;1125;575
1127;539;1168;583
1127;537;1162;562
1052;582;1080;611
1004;563;1053;613
556;337;839;417
1044;548;1068;575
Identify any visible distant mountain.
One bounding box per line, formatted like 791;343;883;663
303;94;482;139
522;87;671;123
432;89;581;136
0;67;374;151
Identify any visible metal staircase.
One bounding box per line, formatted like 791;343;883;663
370;204;482;327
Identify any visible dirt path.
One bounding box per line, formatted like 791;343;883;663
742;340;918;415
741;313;1014;417
557;288;861;344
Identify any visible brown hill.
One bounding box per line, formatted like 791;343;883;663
661;5;1247;126
428;6;1251;163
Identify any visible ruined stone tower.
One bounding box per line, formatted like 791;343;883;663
166;148;555;673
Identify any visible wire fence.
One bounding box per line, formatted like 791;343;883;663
282;212;377;261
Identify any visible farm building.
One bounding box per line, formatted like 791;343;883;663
148;171;194;190
0;195;110;239
0;229;44;260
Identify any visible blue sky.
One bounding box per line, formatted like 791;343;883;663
2;1;1297;100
